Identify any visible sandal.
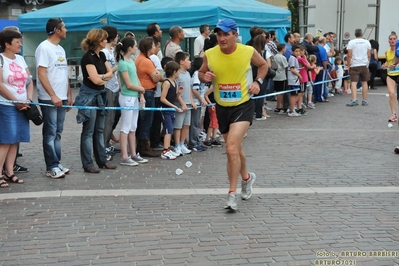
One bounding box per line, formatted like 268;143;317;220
0;177;9;188
262;111;271;118
4;173;24;184
111;134;119;143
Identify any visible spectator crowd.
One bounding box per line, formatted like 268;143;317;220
0;17;391;189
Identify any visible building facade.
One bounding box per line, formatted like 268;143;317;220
0;0;67;20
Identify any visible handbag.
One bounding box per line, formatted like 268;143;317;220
266;68;276;79
23;102;43;126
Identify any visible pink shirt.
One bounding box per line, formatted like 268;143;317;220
297;56;309;83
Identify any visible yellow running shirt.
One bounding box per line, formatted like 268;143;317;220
386;48;399;77
206;43;254;107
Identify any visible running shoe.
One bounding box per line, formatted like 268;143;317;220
46;167;65;179
120;156;139;166
58;164;70;174
161;149;176;160
224;192;238;211
241;172;256;200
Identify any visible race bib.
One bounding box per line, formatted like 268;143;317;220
218;83;242;103
388;66;399;75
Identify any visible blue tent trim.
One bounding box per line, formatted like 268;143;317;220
0;20;18;31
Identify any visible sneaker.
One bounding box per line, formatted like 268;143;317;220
105;147;116;156
13;164;29;173
301;103;307;109
203;140;213;147
357;87;362;92
278;109;288;115
180;144;192;154
224;193;238;210
107;146;120;153
200;144;208;151
192;145;205;152
362;100;368;106
131;153;148;164
264;105;273;111
255;116;267;121
388;114;398;122
211;140;223;148
241;172;256;200
274;108;281;113
46;167;65;179
161;149;176;160
169;148;181;158
346;100;358;107
288;110;301;117
296;108;307;116
120;156;139;166
173;146;183;156
307;102;316;109
219;135;225;143
58;164;70;175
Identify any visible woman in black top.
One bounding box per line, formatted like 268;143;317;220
76;28;116;173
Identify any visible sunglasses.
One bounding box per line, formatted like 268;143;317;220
48;18;63;35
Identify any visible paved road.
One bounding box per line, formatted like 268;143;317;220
0;85;398;265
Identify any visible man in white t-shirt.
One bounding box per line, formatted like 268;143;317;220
194;24;210;57
346;29;371;107
35;18;71;179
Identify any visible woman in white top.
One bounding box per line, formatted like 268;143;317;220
0;29;33;187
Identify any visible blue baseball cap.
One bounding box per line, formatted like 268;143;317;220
214;18;237;33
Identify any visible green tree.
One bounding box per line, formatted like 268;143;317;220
287;0;299;33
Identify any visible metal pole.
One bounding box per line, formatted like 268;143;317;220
298;0;305;36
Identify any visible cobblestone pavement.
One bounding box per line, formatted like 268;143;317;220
0;85;399;265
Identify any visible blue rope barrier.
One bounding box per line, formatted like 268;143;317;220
0;75;349;110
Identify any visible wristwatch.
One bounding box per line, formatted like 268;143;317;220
255;78;263;85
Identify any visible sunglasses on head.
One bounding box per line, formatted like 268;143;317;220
48;18;63;35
